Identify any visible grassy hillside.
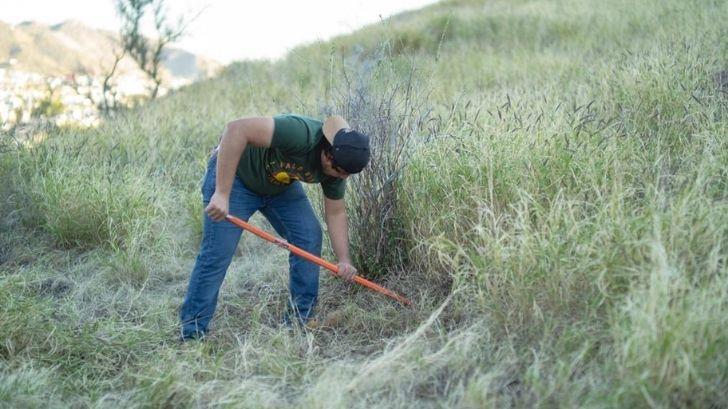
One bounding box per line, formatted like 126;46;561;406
1;0;726;407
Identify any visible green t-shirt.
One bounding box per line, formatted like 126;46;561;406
235;114;346;199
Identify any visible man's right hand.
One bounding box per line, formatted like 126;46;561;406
206;117;273;223
205;191;229;222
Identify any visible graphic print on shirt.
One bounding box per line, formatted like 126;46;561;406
267;161;315;185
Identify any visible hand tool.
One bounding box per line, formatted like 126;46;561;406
225;214;412;306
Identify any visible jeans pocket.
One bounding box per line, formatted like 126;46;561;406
201;155;217;200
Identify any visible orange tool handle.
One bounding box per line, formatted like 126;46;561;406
225;214;412;306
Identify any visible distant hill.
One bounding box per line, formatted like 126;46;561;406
0;19;220;80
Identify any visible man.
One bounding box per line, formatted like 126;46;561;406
180;113;370;341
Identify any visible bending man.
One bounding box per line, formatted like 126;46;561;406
180;114;370;340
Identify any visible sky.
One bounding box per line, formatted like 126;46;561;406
1;0;440;63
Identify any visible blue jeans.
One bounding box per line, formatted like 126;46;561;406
180;153;322;339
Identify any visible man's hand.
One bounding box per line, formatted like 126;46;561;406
205;191;229;222
208;117;274;222
337;261;357;281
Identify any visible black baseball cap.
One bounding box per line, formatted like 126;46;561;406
322;115;370;174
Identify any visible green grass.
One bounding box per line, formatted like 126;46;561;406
1;0;726;407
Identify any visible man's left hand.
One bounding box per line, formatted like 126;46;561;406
337;262;357;282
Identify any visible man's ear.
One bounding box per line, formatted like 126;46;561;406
321;150;332;163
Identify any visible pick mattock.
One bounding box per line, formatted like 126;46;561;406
225;214;412;306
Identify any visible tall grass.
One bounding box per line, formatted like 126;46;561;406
1;0;726;407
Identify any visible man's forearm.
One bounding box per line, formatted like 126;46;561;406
215;122;247;196
326;211;351;263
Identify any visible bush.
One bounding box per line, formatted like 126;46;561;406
31;97;64;119
320;48;437;278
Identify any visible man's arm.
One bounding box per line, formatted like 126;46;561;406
206;117;274;221
323;196;357;281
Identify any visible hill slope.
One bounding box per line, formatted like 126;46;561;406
1;0;726;407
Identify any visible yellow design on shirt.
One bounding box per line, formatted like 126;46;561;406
273;171;298;184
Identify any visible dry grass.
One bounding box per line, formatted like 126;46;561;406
1;0;726;407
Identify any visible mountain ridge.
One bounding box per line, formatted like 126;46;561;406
0;19;220;80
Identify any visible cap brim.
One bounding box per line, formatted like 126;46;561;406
322;115;350;144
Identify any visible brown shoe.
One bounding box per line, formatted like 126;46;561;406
321;309;345;327
304;318;322;331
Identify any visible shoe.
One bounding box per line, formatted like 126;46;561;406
303;309;345;331
321;309;345;327
179;330;208;343
304;318;322;331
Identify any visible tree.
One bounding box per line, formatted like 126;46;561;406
71;47;126;115
98;48;127;113
115;0;190;99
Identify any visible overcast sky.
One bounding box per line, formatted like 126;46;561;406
1;0;440;63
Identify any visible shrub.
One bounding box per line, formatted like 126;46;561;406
320;48;437;278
